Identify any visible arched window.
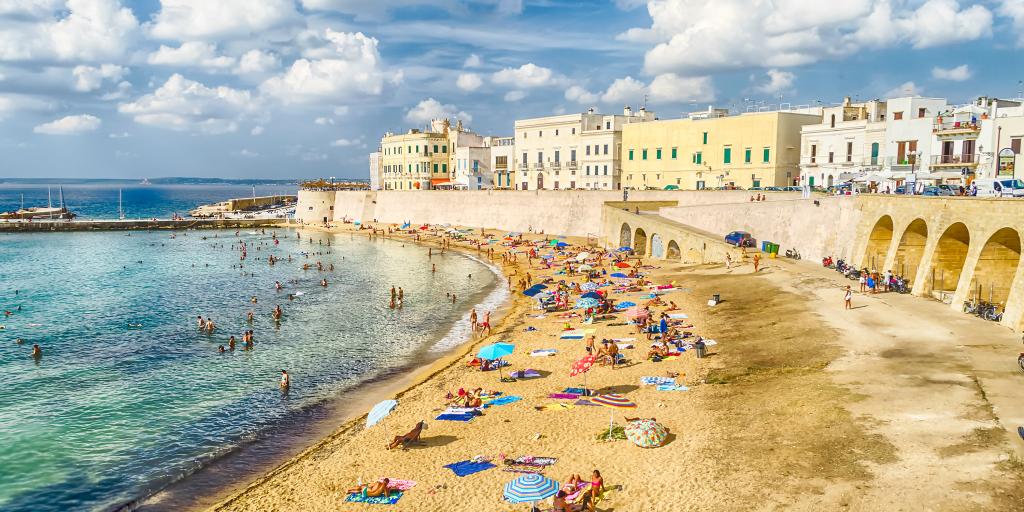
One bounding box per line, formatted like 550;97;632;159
830;114;836;128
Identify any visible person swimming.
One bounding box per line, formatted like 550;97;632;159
31;344;41;359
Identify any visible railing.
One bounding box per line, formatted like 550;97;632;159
800;157;882;167
931;153;979;166
518;162;528;170
531;163;544;170
933;119;980;133
567;161;578;169
550;161;561;170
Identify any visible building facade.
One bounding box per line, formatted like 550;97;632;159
513;107;656;191
368;151;381;190
620;109;820;190
489;136;514;189
379;124;452;191
800;98;886;188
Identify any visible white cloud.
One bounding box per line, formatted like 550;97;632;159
261;30;397;104
999;0;1024;46
463;53;483;68
118;74;259;134
885;81;923;98
0;0;140;62
235;49;280;75
33;114;101;134
148;0;300;40
456;73;483;92
601;76;646;105
405;97;471;124
72;64;126;92
614;0;647;9
108;131;130;138
301;0;522;21
237;148;259;157
754;69;795;94
147;42;235;69
100;80;132;101
623;0;993;75
314;116;334;125
251;125;264;135
503;90;526;102
931;64;971;81
330;137;362;147
0;93;55;120
648;73;715;103
492;63;562;88
565;85;598;104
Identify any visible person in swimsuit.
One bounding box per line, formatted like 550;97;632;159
280;369;290;389
580;470;604;512
346;478;390;498
31;344;41;359
481;311;491;335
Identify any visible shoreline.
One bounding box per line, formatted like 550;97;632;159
143;223;526;512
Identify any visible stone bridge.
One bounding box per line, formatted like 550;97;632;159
600;201;744;265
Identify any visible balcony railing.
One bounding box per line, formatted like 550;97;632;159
800;157;882;167
518;162;528;170
550;161;561;170
933;119;980;135
567;161;578;170
531;162;544;170
931;153;979;166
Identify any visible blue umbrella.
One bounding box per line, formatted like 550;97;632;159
610;272;628;278
478;342;515;360
556;242;569;248
533;284;548;289
617;246;632;252
503;473;560;505
522;288;543;297
575;297;599;309
581;291;602;299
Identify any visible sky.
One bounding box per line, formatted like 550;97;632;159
2;0;1024;180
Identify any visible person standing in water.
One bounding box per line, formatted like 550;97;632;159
280;370;290;389
31;344;41;359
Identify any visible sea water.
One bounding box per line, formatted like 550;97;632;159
0;228;505;511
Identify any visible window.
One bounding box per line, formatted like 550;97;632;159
555;129;559;136
810;144;817;163
521;152;527;164
537;152;543;163
828;151;834;163
656;148;662;160
642;149;648;160
1013;137;1022;154
669;147;677;159
696;180;705;190
554;150;560;163
744;148;751;163
763;147;770;163
702;132;708;144
603;165;608;175
442;163;447;172
846;142;853;162
594;144;599;154
603;144;608;155
407;146;411;153
441;146;447;153
586;146;591;156
830;114;835;128
605;121;611;129
571;149;577;161
585;165;590;175
433;163;438;173
433;144;438;153
893;111;903;120
539;131;543;137
571;127;576;135
918;107;926;118
628;149;634;160
695;152;702;164
723;147;731;164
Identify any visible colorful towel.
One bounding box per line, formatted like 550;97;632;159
444;407;483;415
444;460;496;477
385;479;417;491
574;399;600;406
548;393;579;400
667;313;689;319
503;466;545;474
537;403;575;411
436;413;474;422
640;376;675;386
563;387;594;396
344;491;403;505
483;395;522;407
510;369;541;379
530;349;557;356
657;384;690;391
560;330;584;339
512;456;557;465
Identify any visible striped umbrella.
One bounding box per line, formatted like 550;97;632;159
624;419;668;448
503;473;561;505
580;282;599;292
591;394;637;439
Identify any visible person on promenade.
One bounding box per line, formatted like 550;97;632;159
844;285;853;310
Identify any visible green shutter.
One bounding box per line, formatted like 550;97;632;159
628;149;634;161
656;148;662;159
697;152;702;164
763;147;770;162
724;148;731;164
702;132;708;144
442;163;447;172
433;163;438;173
671;147;677;159
642;149;648;160
744;148;751;163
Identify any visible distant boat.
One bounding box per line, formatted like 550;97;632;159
0;185;75;220
140;178;152;185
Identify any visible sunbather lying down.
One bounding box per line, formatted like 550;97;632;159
386;420;428;450
347;478;391;498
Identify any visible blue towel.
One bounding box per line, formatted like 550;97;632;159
656;384;690;392
345;491;403;504
483;395;522;407
443;460;496;477
563;387;594;396
436;413;474;422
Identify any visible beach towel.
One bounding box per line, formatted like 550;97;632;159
530;349;557;356
612;337;636;342
656;384;690;392
560;330;584;340
385;479;417;491
574;399;600;406
703;339;718;346
536;403;575;411
668;313;689;319
483;395;522;407
548;393;579;400
345;491;403;505
502;465;545;474
510;369;541;379
563;387;594;396
615;343;635;349
640;376;675;386
435;413;474;422
444;407;483;415
443;460;496;477
512;456;558;465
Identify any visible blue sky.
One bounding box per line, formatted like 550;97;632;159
1;0;1023;180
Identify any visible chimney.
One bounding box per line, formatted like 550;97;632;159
843;96;851;106
624;106;632;116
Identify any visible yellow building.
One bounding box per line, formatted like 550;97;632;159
620;110;820;190
380;120;453;191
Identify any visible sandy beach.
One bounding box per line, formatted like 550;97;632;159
208;222;1024;512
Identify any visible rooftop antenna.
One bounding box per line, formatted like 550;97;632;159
642;93;649;110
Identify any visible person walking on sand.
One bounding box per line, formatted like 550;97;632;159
753;253;760;272
469;309;478;333
844;285;853;310
725;253;732;269
481;310;491;335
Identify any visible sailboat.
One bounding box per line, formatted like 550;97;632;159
118;188;125;220
0;185;76;220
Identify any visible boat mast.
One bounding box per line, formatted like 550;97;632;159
119;188;124;220
47;187;52;208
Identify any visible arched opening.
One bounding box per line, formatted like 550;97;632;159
666;240;681;260
929;222;970;296
827;175;834;187
650;233;665;258
619;223;632;249
808;176;815;187
634;228;648;256
830;114;836;128
862;215;894;269
537;173;545;190
893;219;928;285
966;228;1021;308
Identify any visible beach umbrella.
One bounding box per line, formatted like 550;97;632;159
570;354;596;393
580;291;601;299
503;473;560;505
575;252;590;262
624;419;668;448
591;394;638;439
578;264;593;271
580;282;598;292
624;306;649;319
615;261;631;268
575;297;599;309
478;343;515;380
610;272;628;279
617;247;632;252
614;301;636;310
549;239;560;246
366;399;397;428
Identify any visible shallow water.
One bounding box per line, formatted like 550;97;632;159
0;229;503;511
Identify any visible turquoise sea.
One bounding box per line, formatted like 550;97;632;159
0;228;504;511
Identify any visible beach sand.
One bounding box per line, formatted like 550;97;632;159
208;223;1024;512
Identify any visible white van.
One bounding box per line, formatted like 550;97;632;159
973;178;1024;197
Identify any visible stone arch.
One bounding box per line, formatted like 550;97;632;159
827;175;834;187
893;218;928;285
966;227;1021;308
928;222;970;295
634;228;648;256
650;233;665;258
619;223;632;249
862;215;894;269
666;240;681;260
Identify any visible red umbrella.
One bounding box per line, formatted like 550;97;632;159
570;354;596;393
615;261;631;268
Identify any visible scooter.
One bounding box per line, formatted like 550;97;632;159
1018;352;1024;373
786;248;801;260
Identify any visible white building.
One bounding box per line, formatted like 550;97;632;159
880;96;948;188
800;97;886;188
368;151;381;190
489;136;514;189
513;107;656;190
930;97;1022;185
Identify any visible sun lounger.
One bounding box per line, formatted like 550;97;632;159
443;460;496;477
345;491;403;505
560;330;584;340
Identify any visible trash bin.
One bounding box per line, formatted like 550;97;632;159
761;240;769;252
695;340;707;358
770;243;780;255
712;294;721;303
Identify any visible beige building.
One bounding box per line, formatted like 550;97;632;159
379;120;453;191
514;107;656;191
621;109;820;190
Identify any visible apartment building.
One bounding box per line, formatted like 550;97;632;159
800;97;887;188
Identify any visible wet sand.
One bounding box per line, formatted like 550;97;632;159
208;224;1024;511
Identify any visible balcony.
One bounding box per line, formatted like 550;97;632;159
518;162;528;170
531;162;544;170
550;161;561;170
567;161;578;170
931;153;979;167
933;119;980;136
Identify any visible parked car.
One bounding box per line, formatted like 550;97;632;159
725;231;756;247
936;184;960;195
973;178;1024;197
922;186;955;196
764;186;783;191
783;186;802;191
